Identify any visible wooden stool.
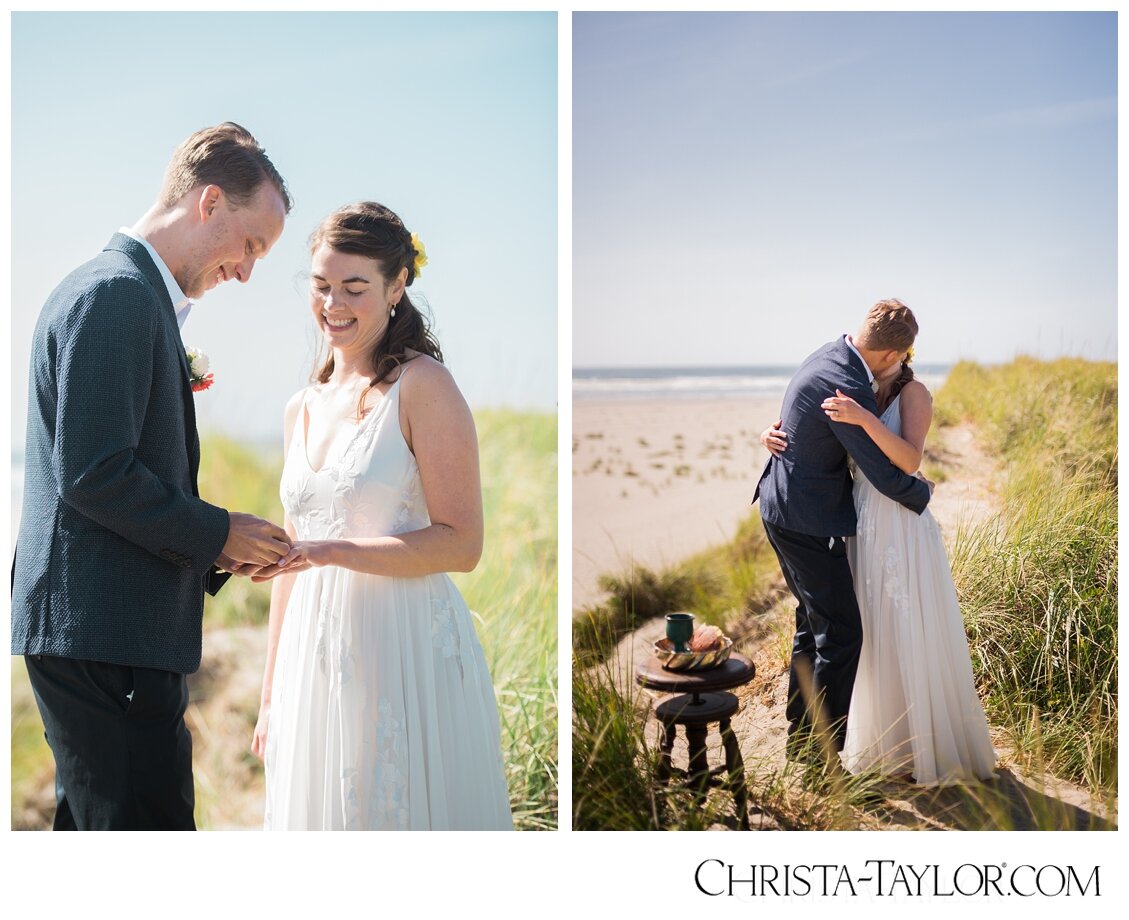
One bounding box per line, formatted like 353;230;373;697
635;653;755;830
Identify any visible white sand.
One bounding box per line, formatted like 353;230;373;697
572;396;782;611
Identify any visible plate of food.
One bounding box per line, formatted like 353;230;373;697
654;624;733;671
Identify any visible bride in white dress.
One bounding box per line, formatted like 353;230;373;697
764;353;995;786
249;202;513;829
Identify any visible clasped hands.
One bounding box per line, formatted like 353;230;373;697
214;512;325;581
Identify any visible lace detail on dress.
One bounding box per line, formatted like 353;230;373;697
314;590;332;675
395;470;421;533
283;474;318;536
882;545;911;618
371;699;409;830
431;597;461;658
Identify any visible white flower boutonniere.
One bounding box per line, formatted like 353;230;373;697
186;347;214;393
871;378;880;394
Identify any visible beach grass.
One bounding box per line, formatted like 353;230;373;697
10;408;558;830
452;409;558;830
198;435;284;629
939;358;1117;792
10;656;54;829
573;511;782;666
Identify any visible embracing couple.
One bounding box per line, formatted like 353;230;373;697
754;300;997;787
12;123;513;831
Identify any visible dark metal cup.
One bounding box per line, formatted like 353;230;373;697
666;612;695;653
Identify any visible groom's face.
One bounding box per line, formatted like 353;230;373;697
872;348;909;378
180;183;287;298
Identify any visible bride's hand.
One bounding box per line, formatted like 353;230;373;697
251;702;269;761
822;390;873;427
760;419;788;456
249;541;328;582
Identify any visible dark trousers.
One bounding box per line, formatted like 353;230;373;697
762;520;863;752
24;654;196;830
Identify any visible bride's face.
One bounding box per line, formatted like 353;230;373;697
873;349;909;381
875;354;906;383
309;245;402;355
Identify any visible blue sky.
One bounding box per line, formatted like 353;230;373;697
10;12;557;444
573;12;1116;368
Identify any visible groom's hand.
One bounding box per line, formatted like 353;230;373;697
214;555;278;579
248;558;314;582
215;552;260;577
221;512;293;566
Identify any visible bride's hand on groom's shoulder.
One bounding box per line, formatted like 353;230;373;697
761;419;788;456
822;390;871;427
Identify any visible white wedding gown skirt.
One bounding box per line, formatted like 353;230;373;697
264;379;513;829
841;395;996;786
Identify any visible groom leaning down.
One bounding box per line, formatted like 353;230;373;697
12;122;294;831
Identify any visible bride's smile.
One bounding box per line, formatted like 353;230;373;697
309;244;403;356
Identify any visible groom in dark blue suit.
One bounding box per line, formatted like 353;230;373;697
12;123;295;829
754;300;930;761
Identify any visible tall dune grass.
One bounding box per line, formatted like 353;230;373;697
453;409;558;829
939;358;1117;791
197;435;284;629
573;513;781;666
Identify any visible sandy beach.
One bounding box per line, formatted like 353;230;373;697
572;396;782;611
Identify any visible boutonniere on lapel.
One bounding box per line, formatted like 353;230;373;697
186;347;214;393
871;378;880;394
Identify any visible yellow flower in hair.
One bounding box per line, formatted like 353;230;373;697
411;233;428;277
905;346;914;364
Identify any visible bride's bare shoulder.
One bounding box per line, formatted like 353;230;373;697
398;352;458;393
903;378;932;404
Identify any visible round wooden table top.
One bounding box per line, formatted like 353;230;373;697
634;652;755;694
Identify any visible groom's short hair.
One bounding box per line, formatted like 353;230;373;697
857;298;918;352
159;122;292;213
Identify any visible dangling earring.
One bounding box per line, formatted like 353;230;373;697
390;303;397;318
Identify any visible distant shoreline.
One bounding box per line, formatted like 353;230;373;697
574;364;952;403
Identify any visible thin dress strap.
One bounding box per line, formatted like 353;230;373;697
286;387;311;454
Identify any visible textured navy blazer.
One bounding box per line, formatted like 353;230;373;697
12;234;231;674
753;337;931;537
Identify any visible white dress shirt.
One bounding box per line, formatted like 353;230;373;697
118;226;193;330
843;333;874;383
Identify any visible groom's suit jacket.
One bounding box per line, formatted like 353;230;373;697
754;337;931;537
12;234;231;674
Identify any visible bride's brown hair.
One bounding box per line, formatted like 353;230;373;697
309;201;444;417
887;358;917;404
